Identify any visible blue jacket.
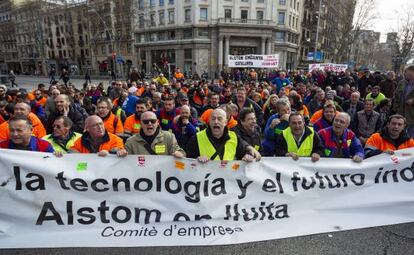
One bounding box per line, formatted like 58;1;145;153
271;77;291;93
0;136;54;152
262;113;289;156
123;95;139;116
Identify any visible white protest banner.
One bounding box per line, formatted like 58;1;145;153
1;148;414;248
228;54;279;68
309;63;348;72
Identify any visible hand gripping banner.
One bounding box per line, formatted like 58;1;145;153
0;148;414;248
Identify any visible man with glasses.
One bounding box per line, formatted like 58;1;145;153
318;112;364;162
70;115;127;157
33;89;47;107
125;111;185;157
96;97;124;136
42;116;81;153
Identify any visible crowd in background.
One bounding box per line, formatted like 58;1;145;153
0;64;413;162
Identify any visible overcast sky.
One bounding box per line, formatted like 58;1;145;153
373;0;414;42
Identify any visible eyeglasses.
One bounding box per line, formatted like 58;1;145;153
142;119;157;125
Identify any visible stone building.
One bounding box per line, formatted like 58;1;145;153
349;29;380;70
134;0;304;77
0;0;18;73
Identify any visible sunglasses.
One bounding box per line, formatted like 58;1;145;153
142;119;157;125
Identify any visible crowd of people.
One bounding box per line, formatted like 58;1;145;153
1;65;414;163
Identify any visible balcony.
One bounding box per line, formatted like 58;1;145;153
217;18;274;26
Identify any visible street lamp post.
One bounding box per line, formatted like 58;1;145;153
88;7;117;79
313;0;323;63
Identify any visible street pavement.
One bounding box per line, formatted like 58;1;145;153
3;75;414;255
10;75;112;90
1;223;414;254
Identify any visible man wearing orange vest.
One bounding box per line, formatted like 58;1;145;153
365;114;414;158
124;98;148;135
70;115;127;157
96;97;124;136
0;102;46;141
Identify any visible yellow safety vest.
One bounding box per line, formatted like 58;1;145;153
197;130;238;160
282;127;314;156
42;132;82;153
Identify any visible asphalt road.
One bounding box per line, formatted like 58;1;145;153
11;75;110;90
1;223;413;254
4;75;414;254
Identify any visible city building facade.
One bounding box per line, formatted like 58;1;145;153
0;0;18;73
134;0;304;78
349;29;380;70
298;0;353;68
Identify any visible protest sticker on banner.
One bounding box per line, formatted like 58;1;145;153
228;54;279;68
0;149;414;248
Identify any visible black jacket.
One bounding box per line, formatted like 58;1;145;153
185;127;250;160
47;104;86;133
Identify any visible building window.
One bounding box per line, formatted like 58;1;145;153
275;31;285;42
184;9;191;23
150;0;155;7
159;0;164;6
101;45;106;54
150;13;156;26
159;11;165;25
183;29;193;39
241;10;248;22
138;0;144;10
257;10;263;21
279;0;286;5
184;49;192;59
168;0;174;4
198;28;209;38
257;0;264;3
278;12;285;25
139;16;144;28
168;30;175;40
158;32;166;40
200;8;208;21
168;10;175;24
225;9;232;19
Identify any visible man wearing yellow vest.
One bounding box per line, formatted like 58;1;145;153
185;108;261;162
275;112;324;162
43;116;82;153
